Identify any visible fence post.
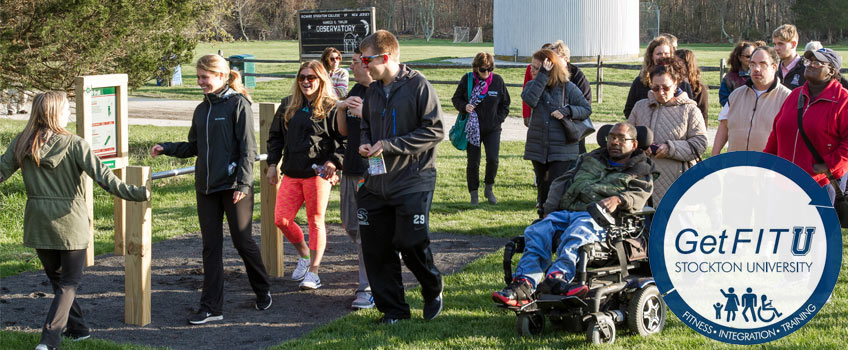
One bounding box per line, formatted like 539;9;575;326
260;103;284;277
125;166;151;326
596;55;604;104
719;58;726;83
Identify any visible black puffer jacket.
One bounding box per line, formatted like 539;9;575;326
160;87;256;194
267;96;344;178
522;67;592;163
360;64;444;198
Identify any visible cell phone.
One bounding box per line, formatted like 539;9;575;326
650;144;660;153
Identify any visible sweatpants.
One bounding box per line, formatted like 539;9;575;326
274;175;331;252
196;189;270;314
466;129;501;191
514;211;605;288
339;174;370;293
532;160;574;211
357;190;442;319
36;249;88;348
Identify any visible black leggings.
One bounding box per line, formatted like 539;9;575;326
36;249;88;348
532;160;574;212
196;189;270;314
466;129;501;191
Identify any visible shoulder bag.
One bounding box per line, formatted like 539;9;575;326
558;85;595;144
449;72;474;150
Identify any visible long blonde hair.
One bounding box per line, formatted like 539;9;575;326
14;91;71;167
283;61;337;128
196;54;252;102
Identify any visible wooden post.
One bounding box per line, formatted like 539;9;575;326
719;58;726;83
596;55;604;104
260;103;284;277
125;166;152;326
113;169;126;255
75;79;96;266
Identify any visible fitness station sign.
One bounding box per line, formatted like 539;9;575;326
649;151;841;345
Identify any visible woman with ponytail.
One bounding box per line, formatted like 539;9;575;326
266;60;343;290
150;54;272;325
1;91;149;350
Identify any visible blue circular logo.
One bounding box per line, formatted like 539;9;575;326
649;151;841;344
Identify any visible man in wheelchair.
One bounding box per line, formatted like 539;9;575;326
492;122;654;307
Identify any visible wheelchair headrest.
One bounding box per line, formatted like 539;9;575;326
596;124;654;151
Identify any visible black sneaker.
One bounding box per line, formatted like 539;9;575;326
188;311;223;325
62;329;91;341
378;316;401;325
255;291;272;310
423;292;443;320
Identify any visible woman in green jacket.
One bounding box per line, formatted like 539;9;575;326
0;91;149;350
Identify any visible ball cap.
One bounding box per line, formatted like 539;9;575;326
804;48;842;71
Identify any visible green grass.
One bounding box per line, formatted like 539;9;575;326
1;121;845;349
131;40;848;128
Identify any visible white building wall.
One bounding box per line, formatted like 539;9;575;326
494;0;640;61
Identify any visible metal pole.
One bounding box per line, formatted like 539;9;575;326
151;154;267;180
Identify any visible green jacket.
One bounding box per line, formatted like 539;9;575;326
0;133;147;250
543;148;654;216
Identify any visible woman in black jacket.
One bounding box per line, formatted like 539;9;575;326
452;52;511;205
151;54;272;325
266;60;343;291
522;49;592;216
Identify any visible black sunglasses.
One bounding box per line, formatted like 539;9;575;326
478;66;494;72
297;74;318;82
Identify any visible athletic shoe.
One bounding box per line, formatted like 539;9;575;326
255;291;272;310
35;344;56;350
299;272;322;290
492;278;534;307
291;257;310;281
543;272;589;299
188;311;223;325
62;329;91;341
351;291;375;309
423;292;443;320
378;316;401;324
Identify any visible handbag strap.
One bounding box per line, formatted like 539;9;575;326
795;94;845;199
466;72;473;102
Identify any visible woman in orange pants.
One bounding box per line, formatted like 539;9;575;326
266;60;344;290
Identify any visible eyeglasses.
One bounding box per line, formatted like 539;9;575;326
606;135;635;143
478;66;494;72
802;58;828;69
330;56;342;62
651;84;674;92
297;74;318;82
360;53;389;65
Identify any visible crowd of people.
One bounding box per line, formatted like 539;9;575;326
1;23;847;349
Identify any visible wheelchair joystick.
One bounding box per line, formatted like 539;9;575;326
588;202;616;229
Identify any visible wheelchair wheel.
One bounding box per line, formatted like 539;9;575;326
585;317;616;344
516;311;545;337
627;285;667;336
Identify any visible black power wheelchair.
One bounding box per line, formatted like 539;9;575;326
497;125;667;344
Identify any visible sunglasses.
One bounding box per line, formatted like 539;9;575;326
361;53;389;64
651;85;673;92
297;74;318;82
739;54;752;59
330;56;342;62
478;66;494;72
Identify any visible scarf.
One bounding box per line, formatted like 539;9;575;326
465;73;492;147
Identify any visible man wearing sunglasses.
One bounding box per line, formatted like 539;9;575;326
355;30;445;324
493;122;653;307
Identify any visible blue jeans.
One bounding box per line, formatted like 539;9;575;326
514;211;605;289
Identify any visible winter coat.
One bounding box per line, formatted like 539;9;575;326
763;79;848;186
451;72;511;135
360;64;444;198
627;91;707;205
725;79;791;152
623;75;694;118
267;96;344;178
0;133;147;250
543;147;654;216
159;87;256;194
523;63;592;119
522;67;592;163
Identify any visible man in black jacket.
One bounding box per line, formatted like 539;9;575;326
357;30;445;324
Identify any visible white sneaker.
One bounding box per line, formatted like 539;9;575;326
299;271;322;290
35;345;51;350
291;257;310;281
351;291;375;309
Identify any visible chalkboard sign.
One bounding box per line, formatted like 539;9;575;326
297;7;376;62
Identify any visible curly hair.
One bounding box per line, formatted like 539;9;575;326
728;41;754;74
640;36;674;86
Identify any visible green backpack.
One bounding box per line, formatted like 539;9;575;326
449;72;474;150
